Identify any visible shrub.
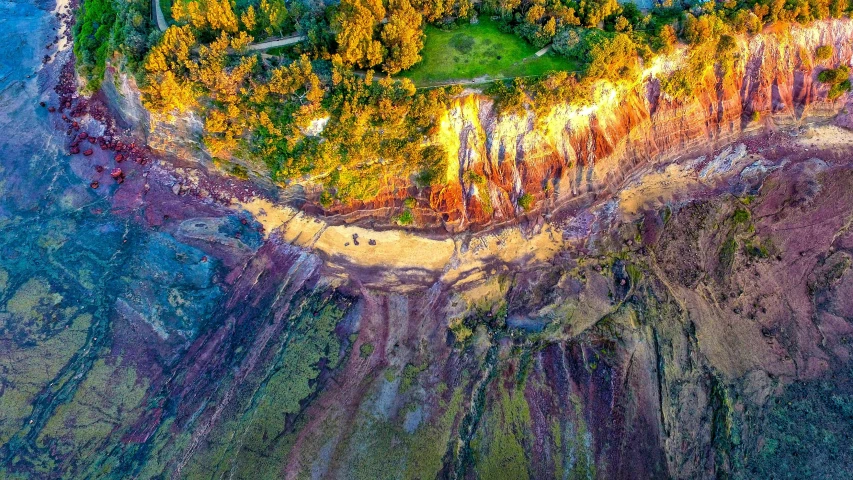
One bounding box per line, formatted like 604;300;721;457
815;45;833;62
449;317;473;343
400;362;427;392
396;209;414;225
818;66;851;100
517;192;534;211
828;79;852;100
732;208;750;225
818;65;850;84
359;343;375;358
585;33;638;82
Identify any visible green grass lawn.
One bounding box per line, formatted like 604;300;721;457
399;17;578;86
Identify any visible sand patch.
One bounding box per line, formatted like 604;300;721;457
618;162;698;216
314;225;455;271
797;124;853;153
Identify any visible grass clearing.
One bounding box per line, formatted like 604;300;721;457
399;18;578;86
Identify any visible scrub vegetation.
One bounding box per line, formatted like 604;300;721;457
72;0;853;202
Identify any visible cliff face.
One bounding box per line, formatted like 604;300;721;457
428;19;853;228
138;21;853;230
10;5;853;478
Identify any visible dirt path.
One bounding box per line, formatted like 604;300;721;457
151;0;167;32
149;4;306;52
246;35;308;51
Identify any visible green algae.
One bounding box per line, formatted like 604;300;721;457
178;294;349;480
471;379;532;480
35;358;148;478
0;268;8;295
0;276;91;449
335;383;466;480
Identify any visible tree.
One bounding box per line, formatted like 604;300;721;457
577;0;619;27
586;33;637;82
381;0;425;73
614;15;631;33
143;70;196;112
260;0;288;37
206;0;239;32
552;27;582;57
241;5;257;33
172;0;239;33
335;0;386;68
655;24;677;54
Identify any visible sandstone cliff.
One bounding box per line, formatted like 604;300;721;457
140;20;853;231
427;19;853;229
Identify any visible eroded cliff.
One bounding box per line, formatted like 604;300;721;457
5;3;853;478
425;19;853;229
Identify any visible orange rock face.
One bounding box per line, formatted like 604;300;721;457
423;19;853;230
141;20;853;231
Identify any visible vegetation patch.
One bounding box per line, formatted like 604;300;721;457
719;235;738;270
815;44;833;62
744;368;853;478
73;0;152;91
517;192;534;211
359;342;375;358
400;362;428;393
400;18;576;86
818;66;851;100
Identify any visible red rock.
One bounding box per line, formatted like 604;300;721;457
78;132;87;139
110;168;123;178
69;146;80;154
48;106;56;112
90;181;99;189
115;154;124;162
83;149;93;156
95;165;104;173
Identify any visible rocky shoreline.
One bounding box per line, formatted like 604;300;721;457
3;1;853;477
